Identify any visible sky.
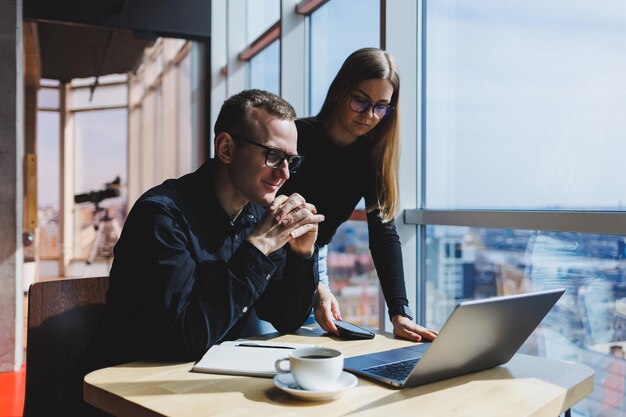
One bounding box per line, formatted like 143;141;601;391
426;0;626;210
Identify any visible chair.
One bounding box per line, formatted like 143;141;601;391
23;276;109;417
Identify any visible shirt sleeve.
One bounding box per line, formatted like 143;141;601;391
255;245;320;332
365;210;409;314
107;201;278;361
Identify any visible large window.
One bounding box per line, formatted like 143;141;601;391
426;0;626;210
127;39;198;205
415;1;626;415
71;77;128;263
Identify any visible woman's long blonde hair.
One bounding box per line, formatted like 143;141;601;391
317;47;400;222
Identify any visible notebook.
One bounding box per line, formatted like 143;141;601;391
192;339;317;377
344;289;565;388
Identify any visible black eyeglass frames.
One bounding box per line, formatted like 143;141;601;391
230;135;304;173
349;95;394;119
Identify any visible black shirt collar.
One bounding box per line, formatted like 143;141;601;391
194;159;260;231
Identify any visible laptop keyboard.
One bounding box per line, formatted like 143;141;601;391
363;357;421;381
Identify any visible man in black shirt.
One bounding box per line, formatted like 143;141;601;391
69;89;323;416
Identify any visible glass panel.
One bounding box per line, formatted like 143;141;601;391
248;40;280;95
328;219;379;327
425;225;626;416
37;111;60;261
71;83;128;111
246;0;280;43
38;87;59;109
73;109;128;263
309;0;379;115
425;1;626;210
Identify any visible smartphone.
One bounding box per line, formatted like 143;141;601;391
333;320;375;340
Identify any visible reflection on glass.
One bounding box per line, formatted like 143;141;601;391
73;109;128;261
309;0;379;115
425;0;626;210
248;40;280;95
425;225;626;416
246;0;280;43
328;219;378;327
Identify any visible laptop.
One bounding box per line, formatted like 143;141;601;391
344;288;565;388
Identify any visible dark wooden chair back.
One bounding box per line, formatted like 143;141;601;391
23;276;109;417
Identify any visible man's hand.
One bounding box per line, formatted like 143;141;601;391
391;315;439;342
314;283;342;335
246;193;324;256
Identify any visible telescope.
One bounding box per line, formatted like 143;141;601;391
74;176;121;205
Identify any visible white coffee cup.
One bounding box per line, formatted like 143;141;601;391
275;347;344;391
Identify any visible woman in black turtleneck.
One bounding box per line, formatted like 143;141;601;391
281;48;438;342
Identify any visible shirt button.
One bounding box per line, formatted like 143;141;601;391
242;306;248;313
266;274;271;280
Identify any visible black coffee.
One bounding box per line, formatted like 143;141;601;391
301;355;332;359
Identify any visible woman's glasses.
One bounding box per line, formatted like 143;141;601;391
231;135;304;173
349;95;394;119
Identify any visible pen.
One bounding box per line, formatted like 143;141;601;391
236;343;295;349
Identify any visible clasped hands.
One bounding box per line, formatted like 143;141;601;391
246;193;324;257
246;193;440;343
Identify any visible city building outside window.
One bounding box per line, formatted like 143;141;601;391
417;1;626;415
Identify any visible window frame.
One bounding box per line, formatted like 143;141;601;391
404;0;626;328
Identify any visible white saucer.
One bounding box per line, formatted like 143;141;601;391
272;371;358;401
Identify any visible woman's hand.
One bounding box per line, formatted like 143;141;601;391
391;315;439;342
314;283;342;335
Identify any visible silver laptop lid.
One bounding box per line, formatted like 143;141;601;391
403;288;565;387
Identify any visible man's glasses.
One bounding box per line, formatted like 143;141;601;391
231;135;304;173
349;95;394;119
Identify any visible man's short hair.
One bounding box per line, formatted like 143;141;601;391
214;89;297;139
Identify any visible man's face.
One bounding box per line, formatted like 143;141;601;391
228;108;298;207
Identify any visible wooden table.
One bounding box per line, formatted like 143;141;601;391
84;326;594;417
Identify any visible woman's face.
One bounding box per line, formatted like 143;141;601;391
333;78;394;142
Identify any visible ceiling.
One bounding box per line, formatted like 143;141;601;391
23;0;211;82
36;23;153;82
